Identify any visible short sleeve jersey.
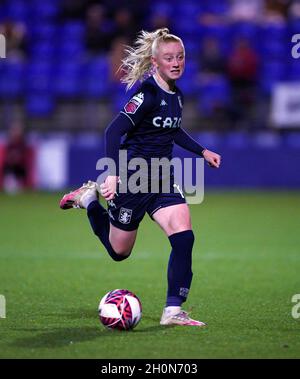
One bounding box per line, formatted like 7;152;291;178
119;75;184;164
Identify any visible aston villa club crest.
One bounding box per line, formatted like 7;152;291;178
118;207;132;224
124;92;144;114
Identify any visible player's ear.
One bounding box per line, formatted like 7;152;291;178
151;56;158;69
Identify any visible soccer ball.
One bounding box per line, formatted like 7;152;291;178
98;289;142;330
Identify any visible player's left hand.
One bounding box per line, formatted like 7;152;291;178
202;149;221;168
99;175;119;200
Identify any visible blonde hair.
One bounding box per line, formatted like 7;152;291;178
119;28;184;91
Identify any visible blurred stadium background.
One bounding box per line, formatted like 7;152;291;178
0;0;300;191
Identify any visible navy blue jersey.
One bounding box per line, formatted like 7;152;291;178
119;75;184;163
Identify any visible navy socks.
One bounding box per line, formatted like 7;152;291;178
166;230;194;307
87;201;128;262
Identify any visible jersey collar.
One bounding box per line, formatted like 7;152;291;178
152;74;176;95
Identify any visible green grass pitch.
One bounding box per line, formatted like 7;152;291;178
0;191;299;359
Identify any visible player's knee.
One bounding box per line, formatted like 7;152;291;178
166;217;192;236
114;248;132;259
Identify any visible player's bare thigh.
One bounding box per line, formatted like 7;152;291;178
109;223;138;256
152;203;192;236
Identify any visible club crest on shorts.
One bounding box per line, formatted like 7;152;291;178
124;92;144;114
118;207;132;224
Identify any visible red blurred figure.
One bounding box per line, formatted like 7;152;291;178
227;38;259;125
0;123;34;193
227;38;258;85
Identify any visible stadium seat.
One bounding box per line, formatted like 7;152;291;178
30;41;56;60
151;1;173;17
259;61;287;94
29;23;57;41
177;59;199;96
229;22;259;51
284;132;300;148
288;61;300;80
5;0;28;22
52;60;83;98
60;21;85;41
25;94;55;116
197;76;231;116
226;132;249;149
82;57;111;98
0;60;25;98
290;19;300;35
184;39;202;59
193;131;220;149
200;23;231;55
259;39;288;59
252;131;281;148
26;61;53;94
174;18;202;38
57;40;85;59
258;24;288;59
54;77;80;99
175;2;202;17
30;0;58;20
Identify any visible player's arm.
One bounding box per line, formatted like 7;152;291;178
101;114;132;200
173;128;221;168
102;86;157;200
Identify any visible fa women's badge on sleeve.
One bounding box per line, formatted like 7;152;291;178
124;92;144;114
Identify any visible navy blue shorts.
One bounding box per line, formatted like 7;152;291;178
107;176;186;231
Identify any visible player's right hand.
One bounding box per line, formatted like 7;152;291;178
99;176;119;201
202;149;221;169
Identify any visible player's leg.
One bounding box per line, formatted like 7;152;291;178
151;203;206;326
109;223;137;256
60;181;137;261
87;200;137;261
152;203;191;236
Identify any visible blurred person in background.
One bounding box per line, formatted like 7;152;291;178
103;0;148;31
199;36;226;77
112;8;136;45
1;122;31;194
264;0;291;23
289;0;300;19
148;9;172;31
0;19;27;60
60;0;90;20
227;38;259;127
85;3;115;55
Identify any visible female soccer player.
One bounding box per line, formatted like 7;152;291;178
60;28;221;326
